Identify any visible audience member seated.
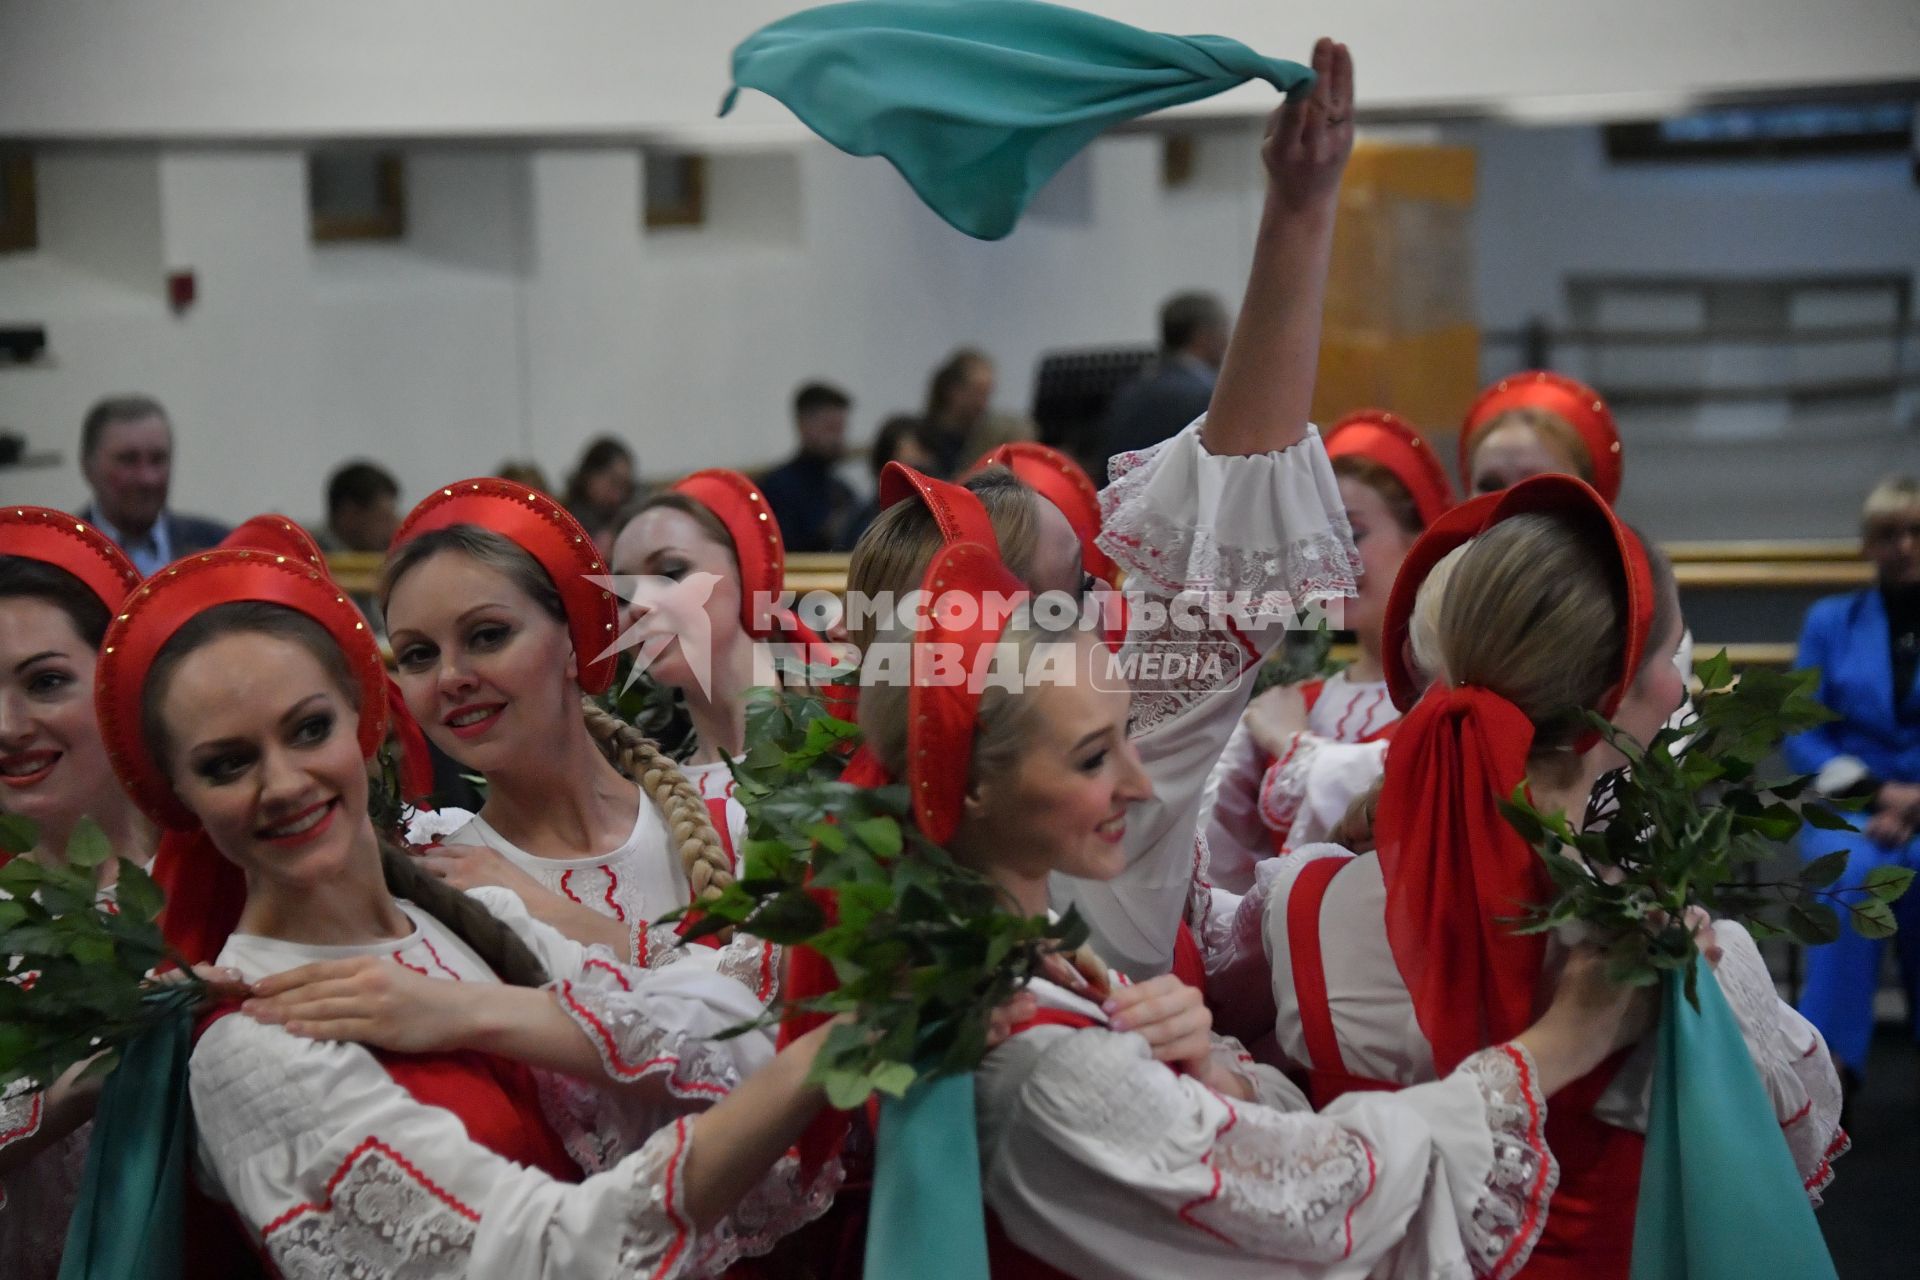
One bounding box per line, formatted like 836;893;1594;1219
759;381;859;553
1788;474;1920;1098
563;434;640;548
837;413;941;550
314;459;401;554
75;393;230;575
1094;291;1230;463
922;347;1035;477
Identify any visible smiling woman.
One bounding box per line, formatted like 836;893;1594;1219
0;507;147;1280
83;535;846;1277
382;479;749;972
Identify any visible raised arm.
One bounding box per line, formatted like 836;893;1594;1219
1201;38;1354;459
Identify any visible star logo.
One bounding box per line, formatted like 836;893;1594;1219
587;572;723;698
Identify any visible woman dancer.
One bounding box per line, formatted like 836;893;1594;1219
1262;477;1843;1277
0;508;148;1280
847;38;1364;980
381;480;754;975
95;537;841;1276
608;468;837;860
1458;371;1621;503
850;537;1654;1279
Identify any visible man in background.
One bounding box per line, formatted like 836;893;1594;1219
77;394;229;575
1094;291;1230;462
759;381;858;553
317;459;402;554
922;348;1036;477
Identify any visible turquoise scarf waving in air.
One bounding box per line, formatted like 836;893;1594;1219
723;0;1313;240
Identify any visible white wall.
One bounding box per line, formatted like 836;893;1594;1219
0;128;1267;522
1;119;1915;534
2;0;1916;140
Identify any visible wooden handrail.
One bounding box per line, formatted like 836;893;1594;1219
1663;539;1859;563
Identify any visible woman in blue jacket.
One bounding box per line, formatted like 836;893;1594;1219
1786;475;1920;1082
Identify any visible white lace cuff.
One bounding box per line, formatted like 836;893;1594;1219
1257;732;1321;838
550;979;740;1102
1456;1044;1558;1280
694;1149;844;1274
1098;419;1358;614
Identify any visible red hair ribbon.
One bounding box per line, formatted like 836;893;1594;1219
1373;474;1656;1075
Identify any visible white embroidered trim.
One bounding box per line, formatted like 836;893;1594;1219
1458;1044;1558;1280
0;1080;44;1213
1257;732;1320;837
264;1138;480;1279
550;980;739;1102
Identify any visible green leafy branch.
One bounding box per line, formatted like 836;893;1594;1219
0;817;205;1092
662;688;1084;1108
1500;650;1909;1008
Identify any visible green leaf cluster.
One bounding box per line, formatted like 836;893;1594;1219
0;818;204;1091
1501;652;1908;1007
666;688;1084;1106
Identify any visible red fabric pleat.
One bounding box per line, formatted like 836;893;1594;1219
1375;684;1549;1076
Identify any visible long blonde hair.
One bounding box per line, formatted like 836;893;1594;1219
383;527;732;901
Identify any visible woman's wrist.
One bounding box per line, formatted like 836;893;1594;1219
1511;1019;1596;1098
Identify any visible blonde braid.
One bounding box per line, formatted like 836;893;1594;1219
581;698;735;904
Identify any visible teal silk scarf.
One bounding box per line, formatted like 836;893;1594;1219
864;1073;991;1279
58;1006;193;1280
723;0;1312;240
1630;964;1838;1279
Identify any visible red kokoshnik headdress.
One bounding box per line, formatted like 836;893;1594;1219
877;461;1001;555
671;468;823;647
969;442;1116;584
1459;371;1623;506
1326;410;1456;529
1374;474;1654;1075
95;528;392;965
390;477;621;695
0;506;142;610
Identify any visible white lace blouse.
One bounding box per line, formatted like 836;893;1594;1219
1051;418;1359;979
976;978;1558;1280
190;887;828;1279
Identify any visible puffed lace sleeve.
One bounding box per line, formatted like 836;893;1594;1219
1708;921;1847;1201
191;1014;710;1280
1098;418;1356;612
978;1026;1555;1280
1260;736;1389;851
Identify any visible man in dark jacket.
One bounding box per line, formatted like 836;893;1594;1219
1094;292;1230;463
77;394;230;574
758;381;859;554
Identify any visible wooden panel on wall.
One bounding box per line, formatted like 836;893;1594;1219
1312;142;1479;432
